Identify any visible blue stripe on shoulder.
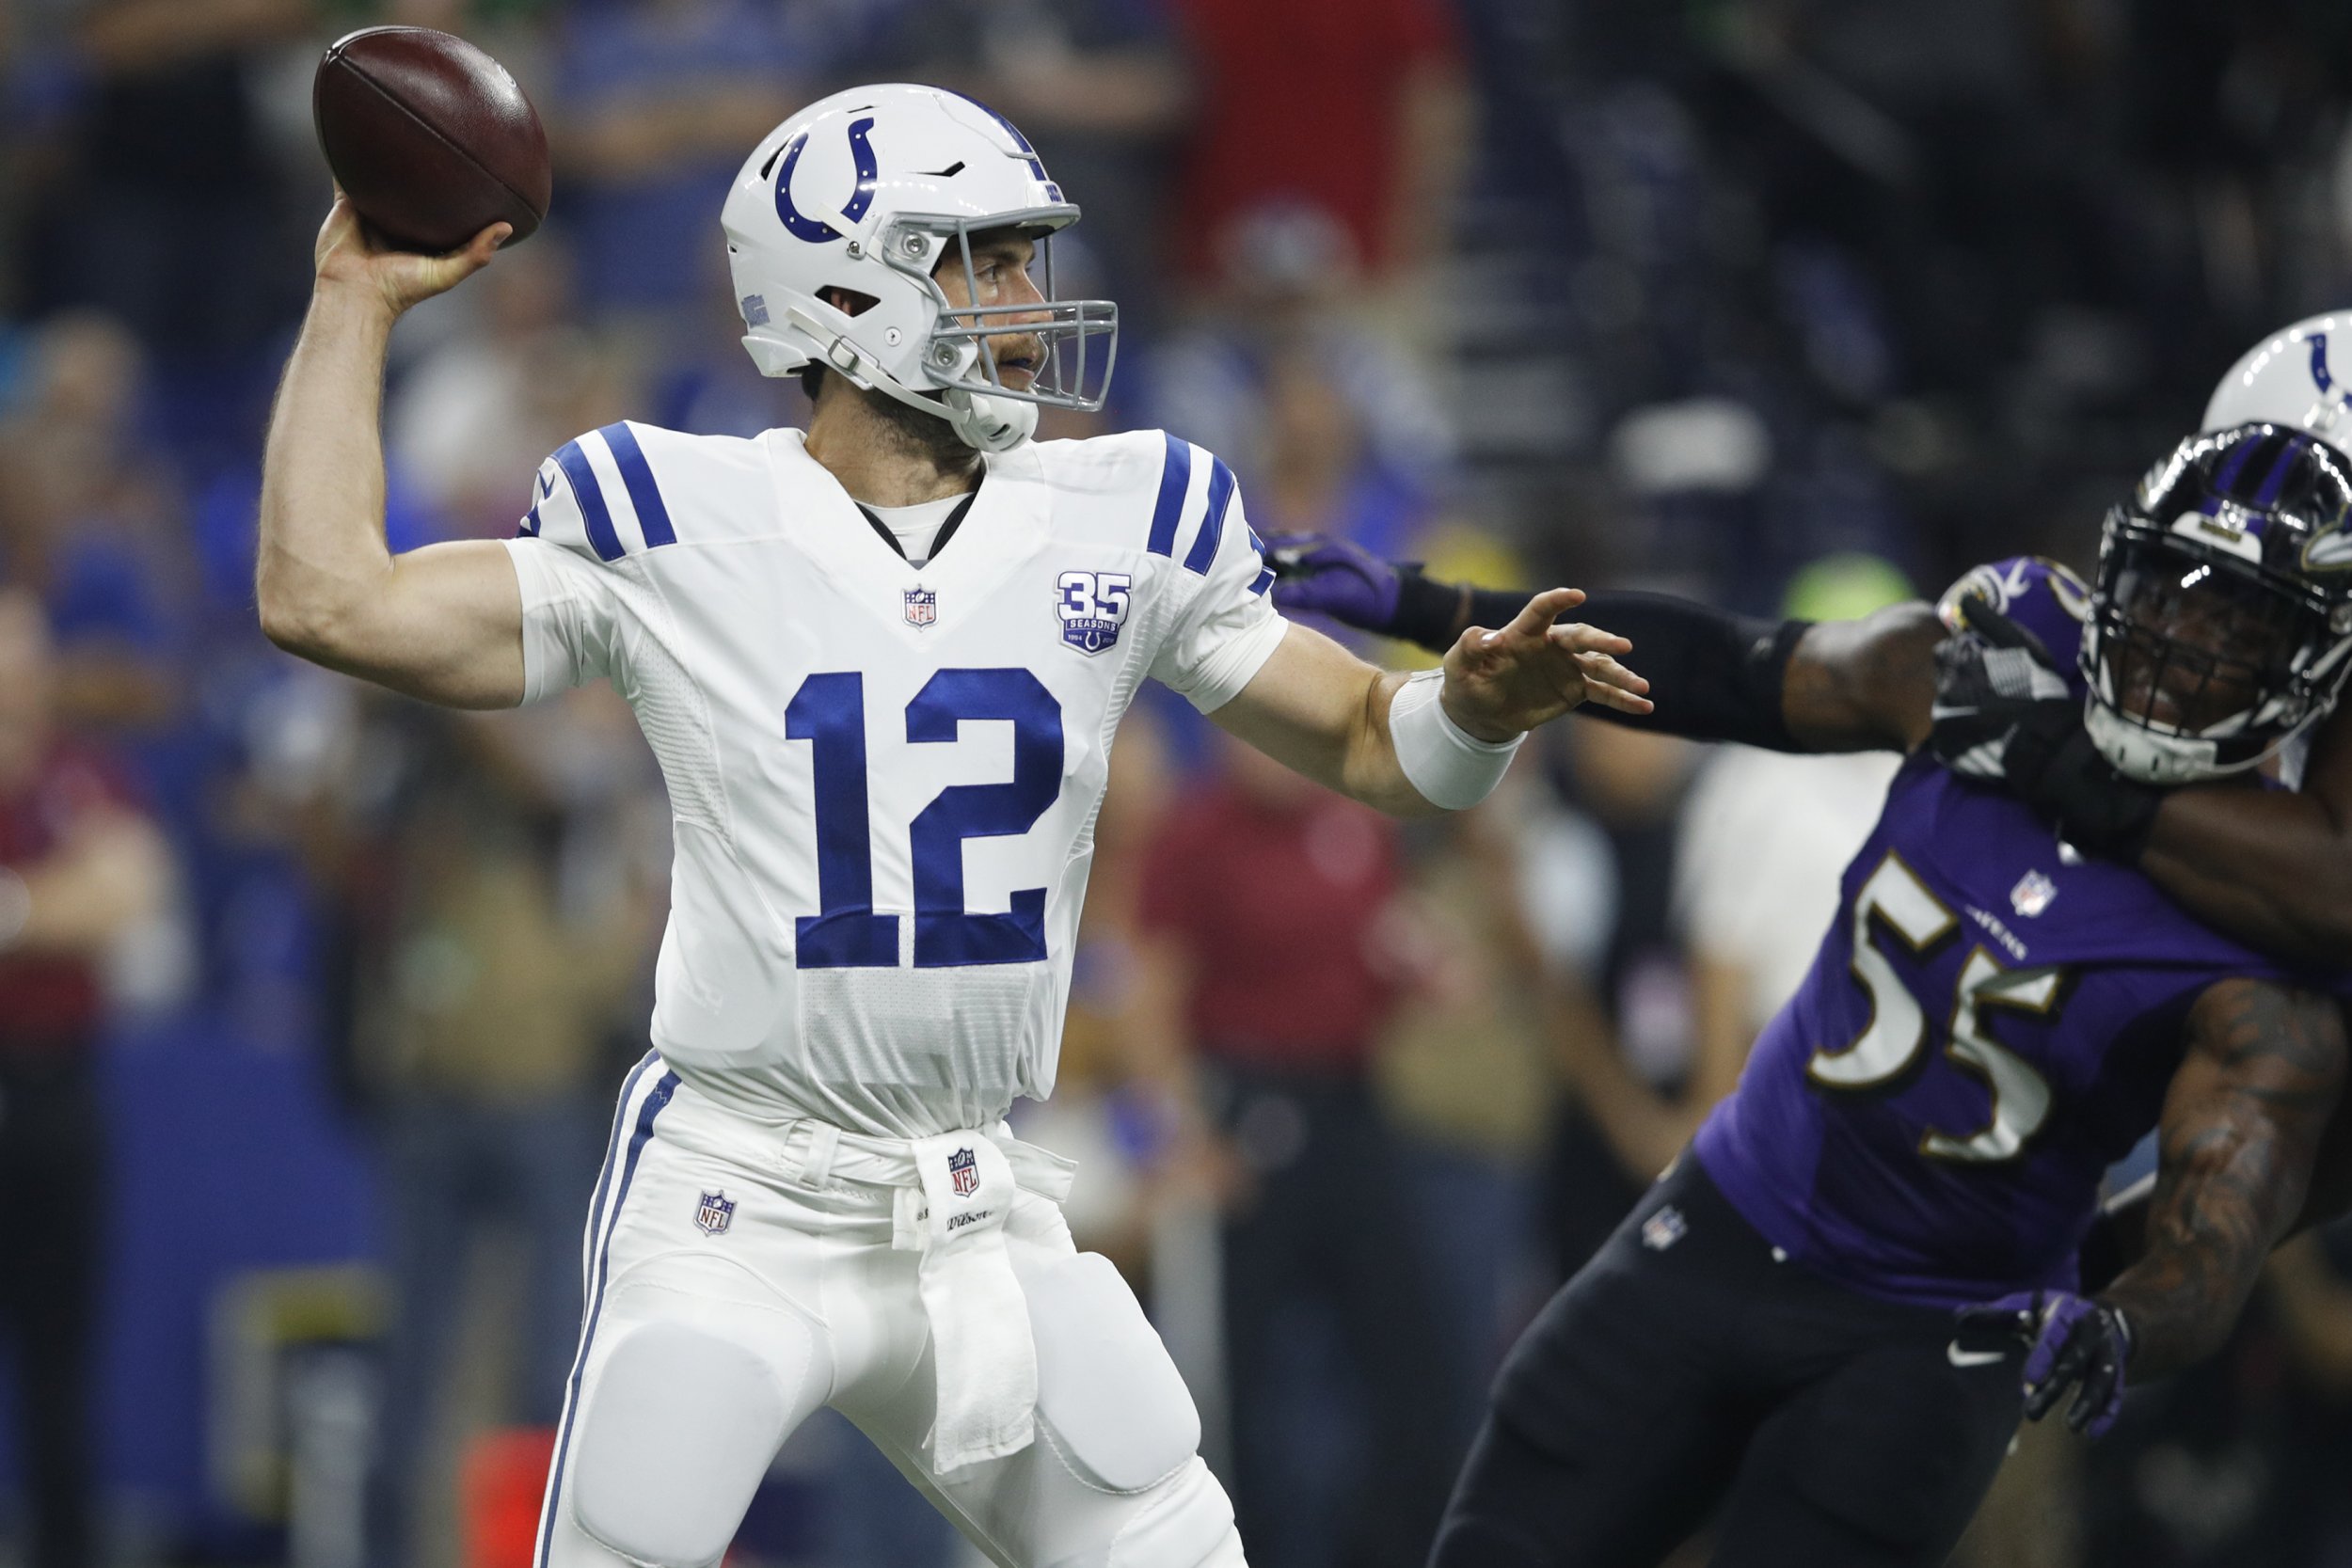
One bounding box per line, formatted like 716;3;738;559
1184;457;1237;575
516;467;553;539
601;422;677;548
552;440;625;562
1146;433;1192;557
1244;524;1271;594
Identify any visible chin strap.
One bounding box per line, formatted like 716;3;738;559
775;309;1036;453
941;388;1038;452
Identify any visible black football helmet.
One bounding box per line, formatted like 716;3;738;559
2083;423;2352;784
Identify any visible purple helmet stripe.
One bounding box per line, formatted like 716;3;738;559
2250;434;2310;510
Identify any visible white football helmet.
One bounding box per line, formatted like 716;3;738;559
2203;311;2352;451
721;84;1118;452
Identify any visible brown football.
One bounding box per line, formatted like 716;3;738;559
313;26;550;254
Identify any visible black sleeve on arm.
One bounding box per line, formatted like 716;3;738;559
1574;592;1811;751
1392;578;1813;750
1388;569;1476;651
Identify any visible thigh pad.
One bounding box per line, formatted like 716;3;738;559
1106;1459;1240;1568
1019;1250;1200;1492
569;1300;812;1568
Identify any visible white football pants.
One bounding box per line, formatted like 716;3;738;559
532;1054;1247;1568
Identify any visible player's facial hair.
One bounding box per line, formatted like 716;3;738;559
842;376;983;481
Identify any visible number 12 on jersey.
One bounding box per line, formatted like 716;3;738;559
786;668;1062;969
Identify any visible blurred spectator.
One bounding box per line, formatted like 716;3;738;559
387;235;640;538
1529;718;1700;1274
1241;344;1429;562
548;0;806;320
1146;319;1454;560
304;694;656;1568
842;0;1191;341
0;588;173;1568
2070;1225;2352;1567
20;0;314;357
0;310;186;740
1130;735;1459;1568
1371;768;1559;1415
1169;0;1471;295
1667;553;1911;1106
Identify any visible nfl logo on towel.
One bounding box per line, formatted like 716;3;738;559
694;1190;736;1235
904;586;938;627
947;1147;979;1198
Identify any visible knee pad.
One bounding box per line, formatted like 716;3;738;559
1019;1250;1200;1492
1105;1460;1241;1568
567;1299;812;1567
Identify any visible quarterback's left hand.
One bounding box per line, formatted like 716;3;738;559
1440;588;1652;740
1954;1290;2135;1437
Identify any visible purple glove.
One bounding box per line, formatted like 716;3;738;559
1264;532;1412;635
1953;1290;2134;1436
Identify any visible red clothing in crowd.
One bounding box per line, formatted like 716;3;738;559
1136;779;1400;1073
0;742;131;1058
1171;0;1462;282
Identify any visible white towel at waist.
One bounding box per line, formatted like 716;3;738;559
759;1116;1077;1473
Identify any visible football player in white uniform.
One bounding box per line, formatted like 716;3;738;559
256;84;1650;1568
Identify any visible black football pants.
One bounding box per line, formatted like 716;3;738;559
1432;1157;2024;1568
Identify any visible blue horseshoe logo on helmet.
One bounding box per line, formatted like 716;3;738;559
774;116;880;244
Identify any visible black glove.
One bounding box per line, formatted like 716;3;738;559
1929;598;2164;863
1953;1291;2135;1437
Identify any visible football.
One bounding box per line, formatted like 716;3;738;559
312;26;550;255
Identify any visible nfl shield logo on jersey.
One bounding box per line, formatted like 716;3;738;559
694;1190;736;1236
2010;869;2058;918
1056;570;1132;656
904;585;938;628
947;1146;979;1198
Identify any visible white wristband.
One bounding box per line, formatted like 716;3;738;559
1388;669;1522;810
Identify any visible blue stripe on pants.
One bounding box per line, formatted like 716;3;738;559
536;1062;679;1568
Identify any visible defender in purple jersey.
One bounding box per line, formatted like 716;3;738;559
1288;425;2352;1568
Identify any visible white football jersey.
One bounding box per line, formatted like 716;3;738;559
502;422;1287;1137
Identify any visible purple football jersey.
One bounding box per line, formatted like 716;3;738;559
1693;557;2316;1307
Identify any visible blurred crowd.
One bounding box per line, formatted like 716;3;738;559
8;1;2352;1566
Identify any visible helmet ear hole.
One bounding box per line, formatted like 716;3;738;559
819;286;880;317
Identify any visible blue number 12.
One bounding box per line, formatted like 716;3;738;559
786;668;1063;969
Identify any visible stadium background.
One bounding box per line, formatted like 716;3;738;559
4;0;2352;1565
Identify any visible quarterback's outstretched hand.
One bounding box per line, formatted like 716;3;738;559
1265;532;1410;635
1953;1290;2134;1437
313;189;510;322
1440;588;1652;739
1928;597;2163;862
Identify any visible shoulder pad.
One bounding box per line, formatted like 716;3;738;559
1936;556;2092;691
